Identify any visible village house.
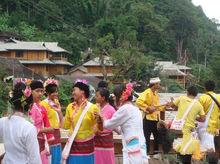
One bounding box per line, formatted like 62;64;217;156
68;56;114;79
156;61;191;86
0;39;73;77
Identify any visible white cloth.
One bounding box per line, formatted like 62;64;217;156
197;94;216;152
104;103;148;164
0;116;41;164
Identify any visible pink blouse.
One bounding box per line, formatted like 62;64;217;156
29;103;54;140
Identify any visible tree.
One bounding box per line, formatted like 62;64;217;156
168;0;198;63
0;68;11;116
111;47;159;82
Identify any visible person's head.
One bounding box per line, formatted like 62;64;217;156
72;80;90;102
187;86;198;97
30;80;44;102
204;80;215;92
97;80;108;89
10;82;33;112
44;79;59;101
113;83;133;107
95;87;110;104
149;77;161;90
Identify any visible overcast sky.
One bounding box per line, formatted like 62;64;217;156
192;0;220;22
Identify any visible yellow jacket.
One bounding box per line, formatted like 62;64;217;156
136;88;164;121
199;91;220;135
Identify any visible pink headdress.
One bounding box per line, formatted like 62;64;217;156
75;79;88;85
44;78;59;88
122;83;133;101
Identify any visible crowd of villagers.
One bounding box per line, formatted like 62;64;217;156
0;77;219;164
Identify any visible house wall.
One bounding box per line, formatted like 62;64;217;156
69;70;86;76
0;50;69;77
86;66;113;73
25;64;47;76
0;50;47;60
47;65;66;76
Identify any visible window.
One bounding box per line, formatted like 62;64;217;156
15;51;24;58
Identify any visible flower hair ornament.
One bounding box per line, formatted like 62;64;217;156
122;83;133;101
75;79;88;85
44;78;59;87
10;86;32;109
20;86;32;108
14;78;32;86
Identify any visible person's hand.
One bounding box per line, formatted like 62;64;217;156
146;106;156;114
170;97;174;102
94;112;103;124
53;99;62;113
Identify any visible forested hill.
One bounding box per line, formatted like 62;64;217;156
1;0;220;84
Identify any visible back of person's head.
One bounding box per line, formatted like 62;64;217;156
10;83;33;112
113;84;133;104
204;80;215;91
187;86;198;97
97;80;108;89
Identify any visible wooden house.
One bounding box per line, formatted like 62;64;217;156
156;61;191;86
68;56;114;79
0;39;73;77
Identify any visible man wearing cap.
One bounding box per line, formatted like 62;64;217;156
136;77;165;155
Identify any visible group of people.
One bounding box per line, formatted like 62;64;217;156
0;77;219;164
136;78;220;164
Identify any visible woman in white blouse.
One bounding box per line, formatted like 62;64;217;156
0;82;41;164
96;83;148;164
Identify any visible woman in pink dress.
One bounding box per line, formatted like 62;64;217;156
94;87;116;164
29;80;54;164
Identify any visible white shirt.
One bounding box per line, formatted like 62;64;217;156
0;115;41;164
104;103;148;164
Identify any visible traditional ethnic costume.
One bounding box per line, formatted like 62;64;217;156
103;103;148;164
172;96;205;160
63;101;100;164
29;103;54;164
41;98;62;164
198;92;220;152
94;103;116;164
0;112;41;164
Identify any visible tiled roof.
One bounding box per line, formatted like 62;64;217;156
0;39;69;53
83;56;113;66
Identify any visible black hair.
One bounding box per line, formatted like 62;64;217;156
73;82;90;98
96;87;110;102
97;80;108;89
96;87;114;107
30;80;43;90
45;83;58;94
113;84;133;104
204;80;215;91
10;83;33;112
187;86;198;97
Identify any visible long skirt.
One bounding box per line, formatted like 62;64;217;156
123;137;148;164
50;129;62;164
94;133;115;164
38;137;49;164
67;138;94;164
50;144;62;164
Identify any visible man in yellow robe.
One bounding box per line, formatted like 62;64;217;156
136;77;165;154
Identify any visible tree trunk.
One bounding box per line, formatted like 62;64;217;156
177;38;183;63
